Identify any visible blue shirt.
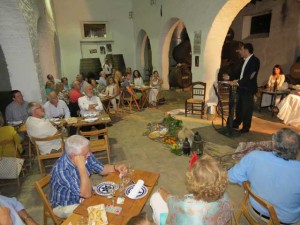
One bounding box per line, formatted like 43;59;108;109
228;150;300;224
167;193;231;225
0;195;25;225
49;152;104;208
122;80;131;98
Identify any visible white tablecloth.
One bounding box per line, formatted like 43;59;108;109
277;94;300;126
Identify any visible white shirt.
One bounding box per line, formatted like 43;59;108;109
134;77;144;87
78;95;104;116
240;54;253;79
25;116;61;155
105;84;117;97
102;64;112;75
43;100;70;118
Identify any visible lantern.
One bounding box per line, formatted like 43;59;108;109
192;131;203;156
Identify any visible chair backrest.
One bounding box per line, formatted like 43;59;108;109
218;82;231;100
191;82;206;102
31;133;65;156
35;175;63;225
239;181;280;225
31;133;64;174
79;128;108;137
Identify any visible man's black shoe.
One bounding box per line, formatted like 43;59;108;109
232;124;239;129
240;129;249;134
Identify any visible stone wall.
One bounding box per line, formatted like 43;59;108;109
0;0;59;102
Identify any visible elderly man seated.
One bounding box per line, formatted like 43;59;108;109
0;194;38;225
228;128;300;225
78;84;104;116
44;91;70;119
50;135;126;218
5;90;29;123
25;102;61;155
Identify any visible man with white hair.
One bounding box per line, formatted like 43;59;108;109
78;84;104;116
25;102;61;155
50;135;127;218
44;91;70;119
76;74;88;94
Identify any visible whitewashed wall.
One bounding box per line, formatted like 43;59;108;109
0;0;59;102
0;0;41;101
52;0;134;82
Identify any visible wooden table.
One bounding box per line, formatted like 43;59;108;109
259;89;290;117
133;86;151;108
62;169;159;225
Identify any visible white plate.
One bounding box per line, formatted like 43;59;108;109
84;117;98;123
8;121;23;126
49;118;60;122
125;184;148;199
95;182;116;196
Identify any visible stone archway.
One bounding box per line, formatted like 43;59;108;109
136;29;152;81
159;18;181;90
37;17;58;82
203;0;250;102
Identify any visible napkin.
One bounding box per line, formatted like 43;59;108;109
128;179;144;199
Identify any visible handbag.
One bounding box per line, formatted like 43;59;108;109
0;157;24;179
157;97;166;105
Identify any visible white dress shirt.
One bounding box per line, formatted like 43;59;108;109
78;95;104;116
240;54;253;79
44;100;70;118
26;116;61;155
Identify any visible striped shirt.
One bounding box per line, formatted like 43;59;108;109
49;152;104;208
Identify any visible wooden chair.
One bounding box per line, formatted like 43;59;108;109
185;82;206;118
213;84;230;127
35;175;65;225
236;181;280;225
79;128;110;164
0;138;27;188
119;88;141;112
31;133;64;174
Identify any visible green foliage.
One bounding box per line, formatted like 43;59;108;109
162;115;183;137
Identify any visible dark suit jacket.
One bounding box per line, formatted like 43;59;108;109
238;55;260;95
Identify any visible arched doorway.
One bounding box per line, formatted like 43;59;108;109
203;0;250;102
159;18;191;90
136;29;153;82
168;23;192;89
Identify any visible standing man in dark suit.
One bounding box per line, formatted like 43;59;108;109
233;43;260;133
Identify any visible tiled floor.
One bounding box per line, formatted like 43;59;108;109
1;89;299;224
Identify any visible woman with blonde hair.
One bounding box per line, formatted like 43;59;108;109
105;77;119;111
114;70;123;88
150;154;231;225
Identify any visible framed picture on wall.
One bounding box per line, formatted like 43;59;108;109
100;46;106;54
89;49;97;54
106;44;112;52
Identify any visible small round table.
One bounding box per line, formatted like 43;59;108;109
259;89;290;117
